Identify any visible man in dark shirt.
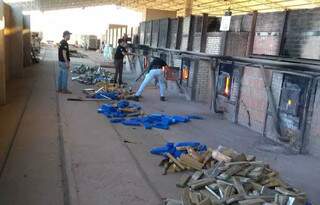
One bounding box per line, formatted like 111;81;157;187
57;30;72;94
133;57;168;102
113;39;127;85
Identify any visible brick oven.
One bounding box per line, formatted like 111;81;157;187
215;63;242;122
265;72;312;151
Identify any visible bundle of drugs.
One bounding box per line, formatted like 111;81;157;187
159;145;308;205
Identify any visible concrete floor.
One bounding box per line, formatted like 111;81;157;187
0;47;319;204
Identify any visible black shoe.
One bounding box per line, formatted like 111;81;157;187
160;96;166;101
132;95;140;102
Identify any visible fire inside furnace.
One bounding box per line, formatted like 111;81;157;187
182;67;189;80
224;75;231;96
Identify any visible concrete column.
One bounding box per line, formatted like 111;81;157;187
246;11;258;56
23;15;32;67
184;0;193;16
279;10;289;56
4;4;24;79
200;13;208;53
0;1;6;105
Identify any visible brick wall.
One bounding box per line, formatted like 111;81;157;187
206;32;223;55
252;12;285;56
229;15;252;32
193;33;201;52
194;60;211;102
169;19;178;49
139;22;145;45
151;20;159;47
158;19;169;48
238;67;268;133
309;82;320;157
283;8;320;59
256;12;285;32
144;21;152;45
253;33;281;55
181;16;191;51
225;32;249;56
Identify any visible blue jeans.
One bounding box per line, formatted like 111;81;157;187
135;68;165;97
57;61;69;91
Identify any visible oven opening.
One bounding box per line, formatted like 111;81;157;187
217;63;233;99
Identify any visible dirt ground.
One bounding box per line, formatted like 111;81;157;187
0;47;318;204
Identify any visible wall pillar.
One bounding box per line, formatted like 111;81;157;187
4;4;24;79
246;11;258;56
23;15;32;67
279;10;289;56
200;13;208;53
0;1;6;105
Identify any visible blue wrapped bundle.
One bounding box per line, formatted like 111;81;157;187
150;141;207;158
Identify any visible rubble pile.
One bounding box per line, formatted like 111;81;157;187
72;64;113;85
154;144;308;205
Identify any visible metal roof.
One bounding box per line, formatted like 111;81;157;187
4;0;320;16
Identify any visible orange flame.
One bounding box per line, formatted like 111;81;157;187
224;76;230;96
182;67;189;80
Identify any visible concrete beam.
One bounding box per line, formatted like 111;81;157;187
144;8;176;21
184;0;193;16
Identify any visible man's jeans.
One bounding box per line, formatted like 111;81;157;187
57;61;69;91
135;68;165;97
